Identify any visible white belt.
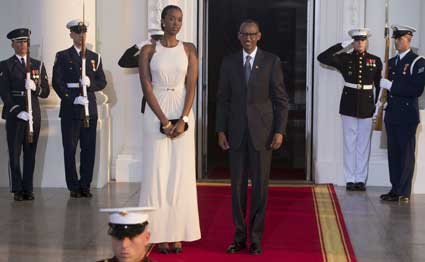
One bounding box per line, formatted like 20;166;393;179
67;83;79;88
11;91;25;96
156;87;176;91
344;82;373;90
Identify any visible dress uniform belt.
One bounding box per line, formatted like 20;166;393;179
11;91;25;97
66;83;80;88
344;82;373;90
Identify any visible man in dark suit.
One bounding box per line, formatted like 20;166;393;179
118;28;163;114
379;25;425;202
52;19;107;198
0;28;49;201
216;19;288;254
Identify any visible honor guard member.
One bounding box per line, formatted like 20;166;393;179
98;207;154;262
317;28;382;191
379;25;425;202
52;20;107;198
0;28;49;201
118;28;163;113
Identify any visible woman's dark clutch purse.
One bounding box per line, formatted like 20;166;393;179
160;119;188;134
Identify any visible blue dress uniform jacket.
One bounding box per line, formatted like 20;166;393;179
385;51;425;124
0;56;49;193
384;50;425;197
317;43;382;118
52;46;106;119
0;56;49;120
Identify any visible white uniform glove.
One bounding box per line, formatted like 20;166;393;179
17;111;30;121
373;102;381;119
25;79;36;91
341;39;354;48
73;96;89;105
380;78;392;91
80;76;91;88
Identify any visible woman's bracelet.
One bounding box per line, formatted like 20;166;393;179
162;121;172;130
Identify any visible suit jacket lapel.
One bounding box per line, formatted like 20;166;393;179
237;50;247;89
248;49;264;87
10;55;26;75
70;46;82;67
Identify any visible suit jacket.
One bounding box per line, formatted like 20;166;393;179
385;50;425;124
52;46;107;119
0;55;49;121
216;49;289;150
317;43;382;118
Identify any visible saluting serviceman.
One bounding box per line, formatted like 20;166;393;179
118;28;163;114
317;28;382;191
379;25;425;202
0;28;49;201
52;20;107;198
97;207;154;262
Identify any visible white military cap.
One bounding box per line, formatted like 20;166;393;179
66;19;89;32
100;207;155;225
391;24;416;38
148;29;164;36
348;28;370;40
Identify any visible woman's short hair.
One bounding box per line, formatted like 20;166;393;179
161;5;183;30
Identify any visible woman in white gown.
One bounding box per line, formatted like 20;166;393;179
138;5;201;253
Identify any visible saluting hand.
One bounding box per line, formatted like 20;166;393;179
270;133;283;150
218;132;230;150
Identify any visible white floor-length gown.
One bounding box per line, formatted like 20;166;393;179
139;40;201;243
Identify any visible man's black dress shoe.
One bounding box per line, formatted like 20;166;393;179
23;191;35;200
380;192;399;201
355;182;366;191
14;192;24;201
80;190;93;198
346;182;356;191
70;191;82;198
226;242;246;253
249;243;262;255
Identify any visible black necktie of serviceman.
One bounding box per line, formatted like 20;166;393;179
245;55;252;84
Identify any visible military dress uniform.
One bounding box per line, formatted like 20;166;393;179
52;20;106;197
380;25;425;202
317;28;382;190
98;207;155;262
0;28;49;200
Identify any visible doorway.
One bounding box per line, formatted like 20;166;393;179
198;0;313;182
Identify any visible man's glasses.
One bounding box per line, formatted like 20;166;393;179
239;32;259;38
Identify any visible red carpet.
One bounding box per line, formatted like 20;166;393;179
208;167;306;180
149;184;356;262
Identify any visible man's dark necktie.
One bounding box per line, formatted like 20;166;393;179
245;55;252;84
20;57;25;66
395;55;400;66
